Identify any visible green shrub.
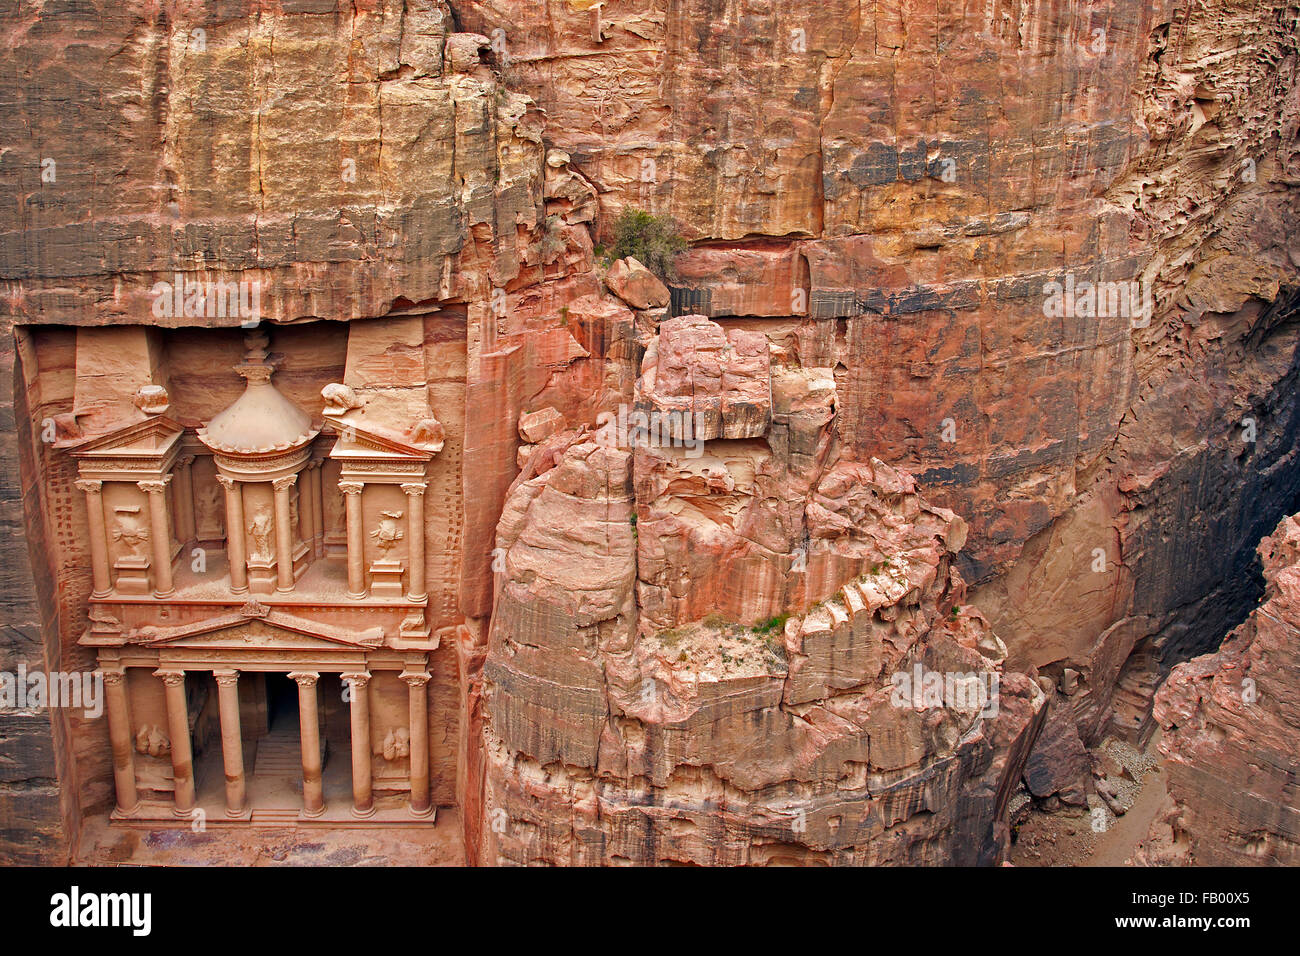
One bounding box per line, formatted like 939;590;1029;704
752;614;789;635
610;208;687;281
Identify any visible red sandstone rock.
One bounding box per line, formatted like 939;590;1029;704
0;0;1297;869
605;257;670;310
1142;514;1300;864
638;315;772;441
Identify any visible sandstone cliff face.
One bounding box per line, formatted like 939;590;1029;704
1;0;1298;865
481;373;1045;863
454;0;1300;737
1141;513;1300;865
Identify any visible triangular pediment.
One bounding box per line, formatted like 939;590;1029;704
132;607;385;650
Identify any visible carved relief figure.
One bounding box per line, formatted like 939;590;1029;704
248;509;274;561
111;506;150;556
195;480;222;537
134;725;170;758
370;510;404;556
380;727;410;762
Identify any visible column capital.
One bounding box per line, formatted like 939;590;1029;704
178;455;196;468
272;474;298;492
75;478;103;494
138;476;172;494
154;669;186;687
339;480;364;496
100;667;126;686
213;670;240;687
288;671;320;687
399;670;431;688
341;671;371;687
401;482;428;497
216;475;238;491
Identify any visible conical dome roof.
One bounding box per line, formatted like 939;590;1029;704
197;332;319;455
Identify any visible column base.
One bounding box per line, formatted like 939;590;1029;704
276;585;295;594
230;584;249;594
351;803;376;819
406;593;428;603
224;805;252;821
408;802;434;819
91;589;114;600
171;805;198;820
153;589;177;599
300;804;327;819
110;802;140;819
347;590;368;600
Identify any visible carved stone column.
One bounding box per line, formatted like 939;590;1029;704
299;471;316;551
309;461;326;557
340;481;366;598
289;671;325;816
213;670;247;816
175;455;197;544
138;477;175;597
76;479;113;597
401;670;432;816
402;483;427;602
342;672;374;817
272;474;297;592
101;665;138;814
156;669;195;815
216;476;248;593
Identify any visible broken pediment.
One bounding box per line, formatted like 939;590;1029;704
326;414;440;461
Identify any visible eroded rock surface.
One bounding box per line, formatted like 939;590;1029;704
481;318;1045;865
1140;514;1300;865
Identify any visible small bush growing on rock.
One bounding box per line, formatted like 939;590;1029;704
610;208;687;281
752;614;789;635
